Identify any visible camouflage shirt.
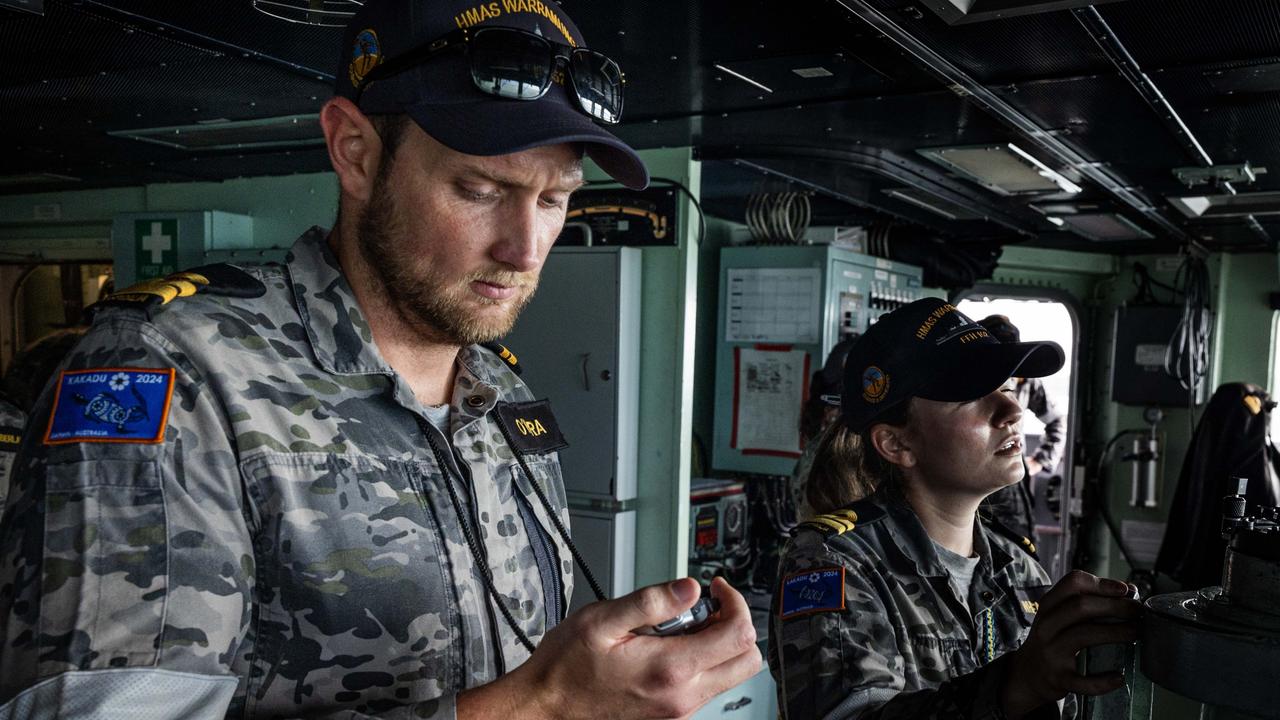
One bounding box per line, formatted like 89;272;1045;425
769;490;1070;720
0;227;574;719
0;397;23;520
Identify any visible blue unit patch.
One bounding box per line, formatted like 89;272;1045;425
780;567;846;618
44;368;176;445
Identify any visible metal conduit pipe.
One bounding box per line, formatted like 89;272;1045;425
82;0;336;83
1072;6;1271;246
697;144;1036;236
831;0;1194;244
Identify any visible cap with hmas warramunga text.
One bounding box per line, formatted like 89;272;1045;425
335;0;648;189
841;298;1064;433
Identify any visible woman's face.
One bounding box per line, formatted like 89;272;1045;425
898;382;1025;497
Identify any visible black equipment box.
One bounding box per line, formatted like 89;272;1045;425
557;187;680;247
1111;305;1209;407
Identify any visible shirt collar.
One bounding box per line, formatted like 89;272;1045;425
872;489;1017;581
874;490;951;579
288;226;390;376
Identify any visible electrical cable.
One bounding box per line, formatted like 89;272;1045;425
493;414;607;603
582;177;705;248
736;191;812;244
1130;262;1180;305
418;412;608;663
1163;253;1212;398
1161;253;1213;439
1088;428;1148;572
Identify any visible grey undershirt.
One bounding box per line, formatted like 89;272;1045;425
423;402;451;434
934;540;981;609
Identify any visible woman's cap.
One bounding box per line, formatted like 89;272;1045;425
840;298;1064;432
334;0;648;190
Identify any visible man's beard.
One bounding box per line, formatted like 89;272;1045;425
355;168;539;346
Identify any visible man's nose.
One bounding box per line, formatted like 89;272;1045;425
490;200;545;273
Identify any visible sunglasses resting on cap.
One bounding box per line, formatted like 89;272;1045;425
353;26;625;124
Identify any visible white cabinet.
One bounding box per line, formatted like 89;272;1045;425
506;247;640;503
505;247;641;611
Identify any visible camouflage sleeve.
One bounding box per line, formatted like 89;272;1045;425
771;540;1037;720
0;314;249;715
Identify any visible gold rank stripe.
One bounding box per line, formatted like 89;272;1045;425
168;271;210;286
805;516;852;534
831;509;859;524
112;272;211;306
496;345;518;367
805;510;858;535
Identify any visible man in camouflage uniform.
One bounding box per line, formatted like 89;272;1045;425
0;1;761;718
0;396;22;519
769;299;1140;719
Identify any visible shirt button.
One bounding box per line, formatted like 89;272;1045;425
981;591;995;603
466;395;486;408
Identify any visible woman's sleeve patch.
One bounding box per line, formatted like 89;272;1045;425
779;567;846;618
44;368;176;445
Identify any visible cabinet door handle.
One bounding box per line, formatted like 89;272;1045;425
723;696;752;712
580;352;591;391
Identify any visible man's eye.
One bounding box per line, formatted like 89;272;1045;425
461;185;499;202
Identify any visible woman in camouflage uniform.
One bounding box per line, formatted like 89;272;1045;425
769;298;1140;720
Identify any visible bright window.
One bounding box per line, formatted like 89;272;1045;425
957;297;1075;437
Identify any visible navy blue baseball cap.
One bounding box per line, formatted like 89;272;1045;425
841;298;1064;432
335;0;648;189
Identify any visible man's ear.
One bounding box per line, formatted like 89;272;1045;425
320;97;383;203
869;423;916;469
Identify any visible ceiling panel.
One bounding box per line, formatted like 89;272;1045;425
1;0;1278;252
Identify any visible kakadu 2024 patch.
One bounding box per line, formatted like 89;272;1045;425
45;368;176;445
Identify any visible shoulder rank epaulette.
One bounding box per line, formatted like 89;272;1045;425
93;264;266;317
981;513;1039;561
482;342;522;376
800;509;861;537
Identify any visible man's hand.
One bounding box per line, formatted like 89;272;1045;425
1000;571;1141;720
491;576;761;720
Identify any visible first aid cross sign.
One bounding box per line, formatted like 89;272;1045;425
135;219;178;279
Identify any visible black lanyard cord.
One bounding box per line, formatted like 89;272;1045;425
418;418;538;658
492;411;607;603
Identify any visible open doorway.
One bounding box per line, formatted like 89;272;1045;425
1;263;112;408
958;293;1079;579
